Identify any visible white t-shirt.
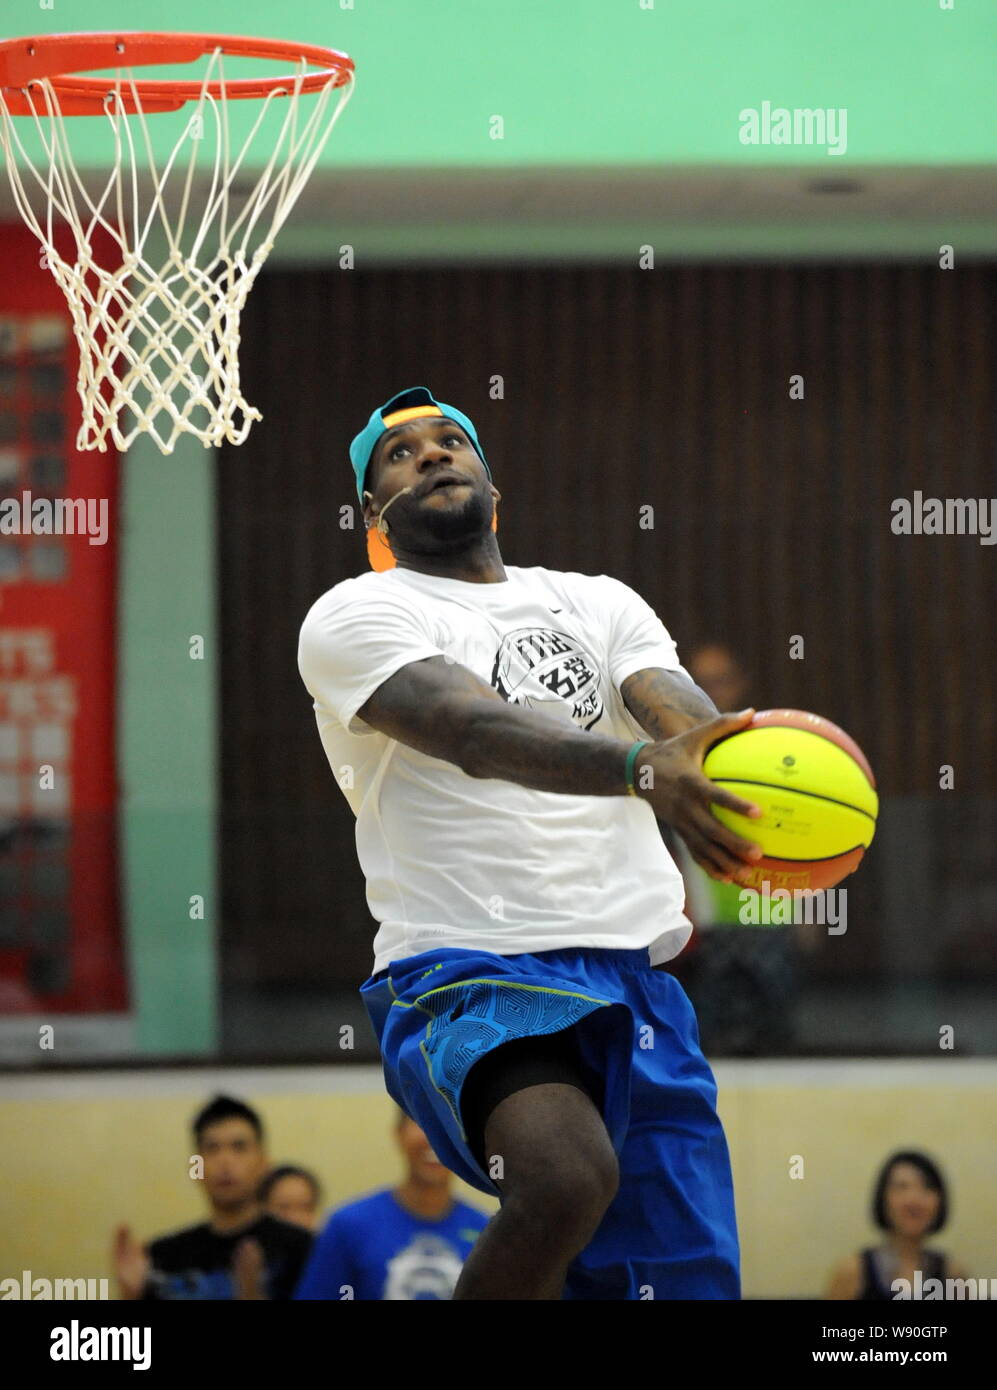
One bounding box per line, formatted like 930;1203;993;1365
297;564;693;973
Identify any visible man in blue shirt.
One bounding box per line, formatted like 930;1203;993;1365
294;1109;490;1300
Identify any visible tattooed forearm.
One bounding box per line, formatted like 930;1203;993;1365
619;667;719;741
358;654;637;796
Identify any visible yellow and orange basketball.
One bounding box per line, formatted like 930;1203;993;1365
703;709;878;891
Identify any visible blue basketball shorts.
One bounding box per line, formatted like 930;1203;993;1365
359;944;740;1300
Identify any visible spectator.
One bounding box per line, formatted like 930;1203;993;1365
825;1151;969;1299
113;1094;312;1300
295;1108;490;1300
260;1165;324;1233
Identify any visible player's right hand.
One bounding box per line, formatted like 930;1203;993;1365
632;710;764;883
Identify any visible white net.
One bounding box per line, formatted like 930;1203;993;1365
0;46;354;453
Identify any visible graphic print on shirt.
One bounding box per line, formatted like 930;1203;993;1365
490;627;605;730
382;1234;466;1300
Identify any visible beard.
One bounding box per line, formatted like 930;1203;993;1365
391;485;493;556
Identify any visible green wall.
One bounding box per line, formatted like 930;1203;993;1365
266;213;997;266
19;0;997;168
118;419;217;1054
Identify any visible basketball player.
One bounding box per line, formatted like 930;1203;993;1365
297;387;764;1300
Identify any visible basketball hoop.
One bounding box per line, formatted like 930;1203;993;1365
0;33;355;453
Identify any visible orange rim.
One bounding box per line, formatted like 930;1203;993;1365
0;32;354;116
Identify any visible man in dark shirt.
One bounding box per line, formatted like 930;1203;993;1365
113;1095;312;1300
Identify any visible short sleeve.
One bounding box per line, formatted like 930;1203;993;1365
597;575;684;690
298;582;446;736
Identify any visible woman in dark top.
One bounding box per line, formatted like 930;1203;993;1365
826;1150;969;1300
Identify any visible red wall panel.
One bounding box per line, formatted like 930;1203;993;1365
0;223;125;1013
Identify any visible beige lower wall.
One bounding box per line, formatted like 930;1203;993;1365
1;1061;993;1299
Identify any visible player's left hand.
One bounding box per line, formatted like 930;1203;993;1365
632;709;764;883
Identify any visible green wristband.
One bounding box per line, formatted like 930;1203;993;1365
624;739;652;796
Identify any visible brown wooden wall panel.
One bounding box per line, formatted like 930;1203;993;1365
218;264;997;992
